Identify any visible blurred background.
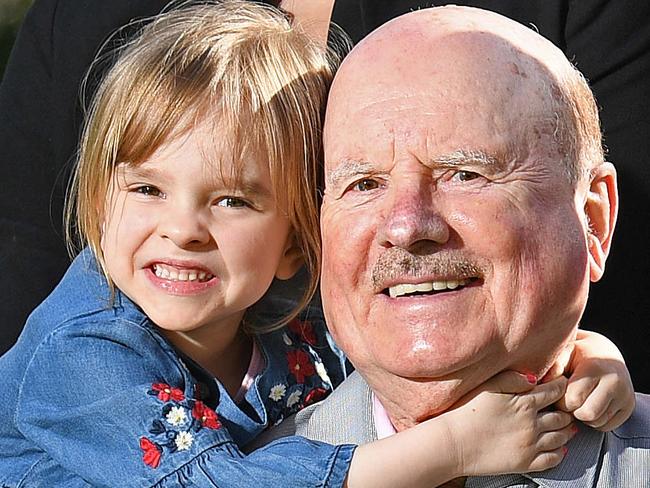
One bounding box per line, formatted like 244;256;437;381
0;0;32;77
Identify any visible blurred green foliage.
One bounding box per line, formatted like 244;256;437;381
0;0;33;79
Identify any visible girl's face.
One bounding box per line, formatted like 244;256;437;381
101;120;298;340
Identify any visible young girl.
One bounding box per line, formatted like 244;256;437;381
0;1;634;486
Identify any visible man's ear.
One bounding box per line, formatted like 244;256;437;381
275;234;304;280
584;162;618;282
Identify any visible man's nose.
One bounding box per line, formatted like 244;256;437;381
158;203;211;248
377;175;450;250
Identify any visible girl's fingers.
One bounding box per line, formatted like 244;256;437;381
536;410;572;433
572;382;612;422
536;424;577;452
528;447;567;473
483;370;537;394
590;407;631;432
527;376;568;410
559;375;599;412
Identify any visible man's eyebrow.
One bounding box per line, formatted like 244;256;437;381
326;159;376;188
431;149;502;168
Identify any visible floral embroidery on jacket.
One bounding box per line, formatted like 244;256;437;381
150;383;184;402
286;349;316;384
192;400;222;429
139;437;162;469
304;387;328;407
256;316;348;425
287;318;317;346
141;384;221;469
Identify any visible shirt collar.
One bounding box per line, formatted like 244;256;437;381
372;392;397;439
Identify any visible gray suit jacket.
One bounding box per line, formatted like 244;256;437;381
254;371;650;487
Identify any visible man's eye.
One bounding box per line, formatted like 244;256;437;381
351;178;381;192
452;170;480;182
217;197;248;208
134;185;163;197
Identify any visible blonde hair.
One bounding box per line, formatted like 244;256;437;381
65;0;338;331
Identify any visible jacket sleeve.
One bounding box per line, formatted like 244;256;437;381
15;319;354;487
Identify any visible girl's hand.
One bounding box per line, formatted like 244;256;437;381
446;371;575;476
551;329;635;431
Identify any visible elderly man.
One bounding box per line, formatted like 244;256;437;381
261;6;649;487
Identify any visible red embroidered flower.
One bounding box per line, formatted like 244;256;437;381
287;349;316;384
152;383;185;402
288;319;317;346
304;387;328;406
192;401;221;429
140;437;162;469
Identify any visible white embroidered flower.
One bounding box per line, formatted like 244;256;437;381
315;362;332;387
165;406;188;426
269;384;287;402
286;389;302;408
175;431;194;451
282;333;293;346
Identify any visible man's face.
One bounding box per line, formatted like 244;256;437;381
320;33;594;420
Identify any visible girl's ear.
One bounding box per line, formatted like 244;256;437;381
275;234;304;280
584;162;618;282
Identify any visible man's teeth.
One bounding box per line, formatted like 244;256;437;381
388;279;471;298
153;264;213;282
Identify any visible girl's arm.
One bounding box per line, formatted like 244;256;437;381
346;372;574;487
552;329;635;431
16;319;355;487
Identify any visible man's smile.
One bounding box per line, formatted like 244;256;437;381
386;277;478;298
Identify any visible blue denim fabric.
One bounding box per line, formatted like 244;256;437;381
0;248;355;487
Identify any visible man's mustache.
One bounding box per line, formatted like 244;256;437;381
371;248;488;291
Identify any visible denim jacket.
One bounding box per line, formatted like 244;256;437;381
0;249;355;487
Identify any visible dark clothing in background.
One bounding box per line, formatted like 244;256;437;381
1;0;648;391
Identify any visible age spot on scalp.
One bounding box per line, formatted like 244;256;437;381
508;62;528;78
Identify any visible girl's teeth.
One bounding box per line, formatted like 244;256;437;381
153;265;213;282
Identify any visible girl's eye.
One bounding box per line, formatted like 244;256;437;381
217;197;248;208
350;178;381;192
452;170;480;182
135;185;163;197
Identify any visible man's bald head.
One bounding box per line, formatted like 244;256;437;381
325;5;603;184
